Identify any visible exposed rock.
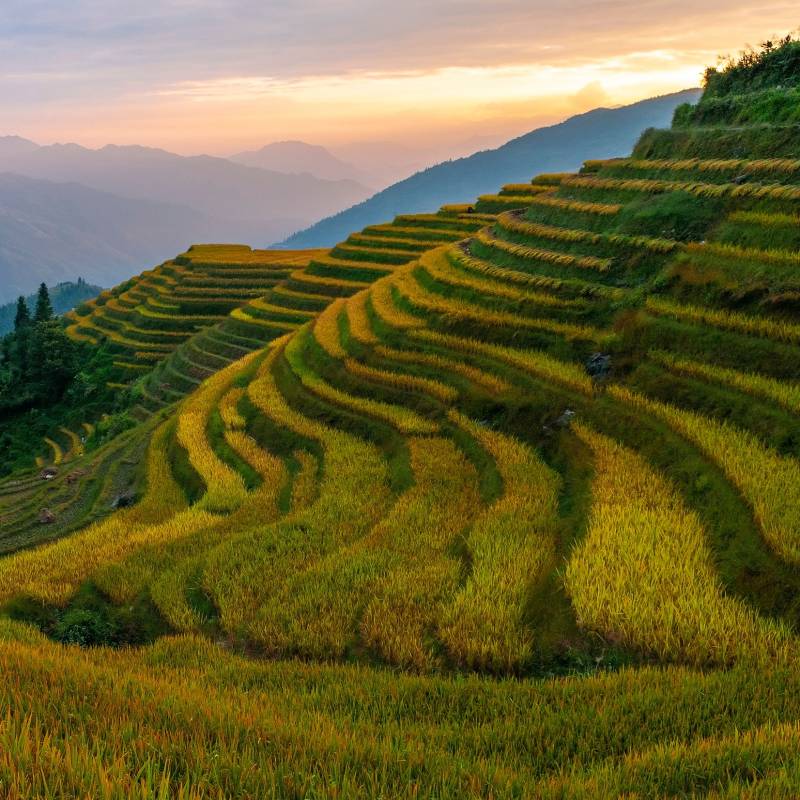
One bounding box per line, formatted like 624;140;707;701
40;467;58;481
555;409;576;429
111;493;136;510
586;353;612;380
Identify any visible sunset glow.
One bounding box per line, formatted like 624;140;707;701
1;1;798;154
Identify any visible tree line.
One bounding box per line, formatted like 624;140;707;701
0;284;80;412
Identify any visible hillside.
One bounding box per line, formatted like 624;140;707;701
280;89;701;248
0;280;101;336
2;38;800;797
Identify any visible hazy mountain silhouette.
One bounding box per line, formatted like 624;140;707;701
0;172;285;304
0;141;372;240
280;89;701;248
230;141;368;185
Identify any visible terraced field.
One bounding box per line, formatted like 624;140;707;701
64;246;324;390
3;43;800;797
78;209;494;417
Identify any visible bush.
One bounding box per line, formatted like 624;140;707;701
704;35;800;98
53;608;117;647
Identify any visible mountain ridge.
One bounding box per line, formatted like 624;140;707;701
279;88;701;248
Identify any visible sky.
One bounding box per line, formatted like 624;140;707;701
0;1;797;157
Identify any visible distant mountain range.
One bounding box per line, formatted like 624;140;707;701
0;172;259;304
0;138;371;235
0;137;373;302
280;89;701;248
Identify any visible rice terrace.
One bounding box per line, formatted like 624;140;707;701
2;4;800;798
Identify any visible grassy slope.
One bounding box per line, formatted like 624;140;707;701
1;39;800;798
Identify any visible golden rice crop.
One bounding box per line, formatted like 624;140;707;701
427;247;580;307
345;357;459;404
497;212;681;254
611;386;800;566
536;719;800;799
687;240;800;266
271;285;331;304
392;263;596;341
527;193;622;215
564;175;800;201
439;411;560;672
80;321;174;352
602;157;800;174
413;330;596;395
727;210;800;227
650;350;800;413
229;307;300;330
149;560;209;633
286;327;440;435
365;276;426;330
564;423;792;666
501;183;553;194
311;298;347;358
252;543;393;660
478;193;549;207
346;233;431;251
218;387;246;430
290;449;318;511
646;296;800;344
439;203;474;214
532;173;572;185
0;422;214;605
247;436;480;664
345;291;380;345
207;338;390;637
361;559;460;671
475;229;613;271
359;436;482;670
113;360;149;373
363;224;464;242
334;244;415;261
450;248;624;299
176;358;258;514
247;298;316;319
65;323;99;344
59;427;84;458
102;435;288;615
1;623;799;798
180;244;326;265
43;437;63;465
223;431;282;482
289;269;369;291
375;345;511;395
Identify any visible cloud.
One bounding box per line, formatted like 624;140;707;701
570;82;613;110
0;1;798;151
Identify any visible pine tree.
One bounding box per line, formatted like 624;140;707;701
13;297;30;331
34;283;53;323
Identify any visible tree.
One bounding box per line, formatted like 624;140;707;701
13;297;30;331
26;320;78;399
34;283;53;323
